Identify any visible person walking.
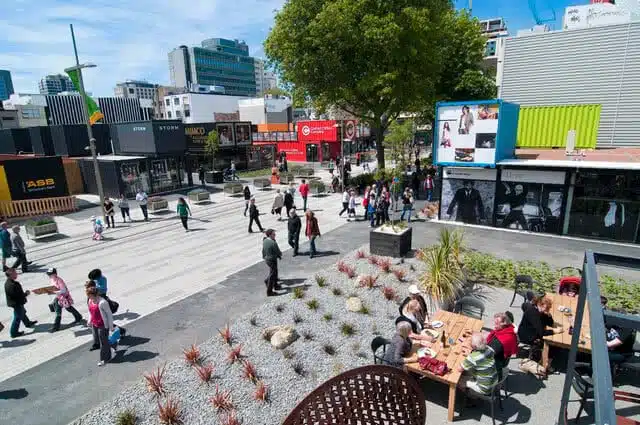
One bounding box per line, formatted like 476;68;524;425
10;226;29;273
339;189;349;216
243;186;251;217
411;172;420;200
5;268;36;338
86;285;115;366
117;194;131;223
46;268;83;333
272;189;284;221
305;210;321;258
284;186;295;218
230;161;237;180
400;189;414;223
390;177;401;212
348;190;357;220
248;198;264;233
299;179;310;211
136;189;149;221
368;193;377;227
362;186;370;220
1;222;12;272
424;174;434;202
91;216;104;241
262;229;282;296
288;208;301;256
176;197;191;231
103;198;115;228
376;193;389;226
198;166;205;186
382;187;391;222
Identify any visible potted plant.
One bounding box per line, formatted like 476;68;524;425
417;243;464;312
223;182;244;195
187;188;210;204
25;216;58;239
148;196;169;212
253;178;272;190
369;220;412;257
204;130;223;184
309;180;326;195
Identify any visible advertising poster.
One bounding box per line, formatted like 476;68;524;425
436;103;499;166
216;123;235;147
439;167;496;225
184;123;215;152
4;157;69;200
234;122;252;146
495;169;566;233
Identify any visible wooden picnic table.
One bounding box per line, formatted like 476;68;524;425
542;293;592;370
404;310;484;422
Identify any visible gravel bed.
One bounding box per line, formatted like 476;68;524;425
71;246;426;425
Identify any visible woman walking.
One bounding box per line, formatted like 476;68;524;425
86;285;115;366
103;198;115;228
272;189;284;221
243;186;251;216
117;194;131;223
305;210;321;259
176;197;191;231
47;268;83;333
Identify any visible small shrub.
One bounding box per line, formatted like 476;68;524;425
341;323;356;336
143;364;166;396
195;362;215;384
378;258;392;273
158;397;183;425
292;361;306;376
344;265;357;279
210;385;234;412
218;324;233;345
323;344;336;355
336;260;348;273
283;349;295;360
302;330;314;341
368;255;379;265
306;299;319;310
249;316;258;326
116;409;137;425
392;269;406;281
220;411;241;425
355;249;367;259
331;287;343;296
275;304;285;313
292;286;305;299
323;313;333;321
227;345;243;364
358;275;378;289
359;304;370;315
382;286;397;301
254;381;269;403
183;344;201;366
292;313;303;324
242;360;258;384
315;275;327;287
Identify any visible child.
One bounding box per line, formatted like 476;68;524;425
367;193;377;228
348;190;357;220
91;216;104;241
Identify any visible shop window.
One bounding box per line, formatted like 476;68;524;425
175;110;182;118
120;161;150;198
151;158;181;193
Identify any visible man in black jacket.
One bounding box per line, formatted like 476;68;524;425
262;229;282;296
248;198;264;233
284;188;294;218
288;208;301;256
4;268;37;338
447;180;485;224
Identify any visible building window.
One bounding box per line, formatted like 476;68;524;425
184;109;190;117
175;110;182;118
484;40;497;57
128;88;135;94
165;98;170;106
167;111;172;118
174;98;180;105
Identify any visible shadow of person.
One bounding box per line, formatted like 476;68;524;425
112;311;141;321
110;350;159;364
0;388;28;400
0;339;36;348
118;335;150;349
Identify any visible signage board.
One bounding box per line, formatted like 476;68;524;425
151;121;185;154
442;167;497;181
3;157;69;200
343;120;357;140
234;122;252;146
297;120;339;142
501;169;566;185
563;3;631;30
185;123;216;151
216;123;235;147
112;122;156;154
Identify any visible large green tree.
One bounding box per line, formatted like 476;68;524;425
265;0;490;168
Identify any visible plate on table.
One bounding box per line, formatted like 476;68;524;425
431;320;444;328
417;347;437;358
421;329;439;339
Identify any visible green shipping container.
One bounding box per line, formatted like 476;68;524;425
516;105;601;149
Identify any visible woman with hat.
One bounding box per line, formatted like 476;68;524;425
399;284;429;324
47;268;83;333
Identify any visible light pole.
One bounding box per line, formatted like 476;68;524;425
66;24;106;219
333;121;345;192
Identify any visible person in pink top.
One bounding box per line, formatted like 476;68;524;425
424;174;434;202
47;268;83;333
86;285;115;366
299;179;310;211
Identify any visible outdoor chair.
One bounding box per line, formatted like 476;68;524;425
371;336;390;365
283;365;426;425
510;275;534;307
570;365;594;424
465;370;510;425
454;296;485;320
619;333;640;375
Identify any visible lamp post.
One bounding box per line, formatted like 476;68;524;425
66;24;106;219
333;121;344;192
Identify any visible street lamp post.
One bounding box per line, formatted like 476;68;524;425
66;24;106;219
334;121;345;193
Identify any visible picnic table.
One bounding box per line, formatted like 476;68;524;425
542;293;592;370
404;310;484;421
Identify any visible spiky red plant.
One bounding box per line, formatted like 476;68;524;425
378;258;392;273
355;250;367;259
382;286;397;301
195;362;215;384
368;255;379;265
158;397;183;425
226;344;243;364
344;265;356;279
183;344;201;366
210;385;234;412
358;275;378;289
392;268;406;281
220;411;242;425
242;360;258;383
143;364;166;396
336;260;348;273
254;381;269;403
218;323;233;345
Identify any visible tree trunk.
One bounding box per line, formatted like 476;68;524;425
375;126;386;169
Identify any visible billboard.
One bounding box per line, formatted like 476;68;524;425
234;122;252;146
216;123;235;147
297;120;339;142
439;167;497;225
564;3;631;30
185;123;216;152
3;156;69;200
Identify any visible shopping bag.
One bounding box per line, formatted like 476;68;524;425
108;327;121;346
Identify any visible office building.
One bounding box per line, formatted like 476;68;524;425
239;96;292;131
254;59;265;96
479;18;508;92
0;104;19;130
156;86;187;120
39;74;76;95
45;94;145;125
168;38;257;97
263;71;278;92
2;93;47;128
0;70;14;101
163;92;248;124
114;80;158;120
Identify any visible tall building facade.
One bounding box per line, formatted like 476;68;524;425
168;38;257;97
479;18;508;92
45;94;144;125
39;74;76;95
254;58;265;96
0;70;14;101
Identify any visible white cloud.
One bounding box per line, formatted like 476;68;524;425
1;0;283;96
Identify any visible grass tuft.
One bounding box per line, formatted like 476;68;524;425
378;258;392;273
306;299;319;310
275;304;285;313
340;323;356;337
143;364;166;396
183;344;201;366
194;362;215;384
392;268;406;281
331;287;343;296
242;360;258;384
359;304;370;315
368;255;379;265
355;249;367;259
302;330;314;341
382;286;397;301
116;409;137;425
322;313;333;321
158;397;183;425
358;275;378;289
226;345;243;365
292;361;306;377
249;316;258;326
254;381;269;403
315;275;327;287
210;385;234;412
292;313;303;324
282;349;295;360
292;286;305;299
218;324;233;346
219;411;242;425
323;344;336;355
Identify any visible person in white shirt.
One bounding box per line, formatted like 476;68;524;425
339;190;349;216
348;191;357;219
135;189;148;221
230;161;237;180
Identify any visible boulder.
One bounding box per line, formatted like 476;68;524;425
263;325;299;349
346;297;363;312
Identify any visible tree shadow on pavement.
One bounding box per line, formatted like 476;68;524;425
0;388;28;399
0;339;35;348
111;350;158;364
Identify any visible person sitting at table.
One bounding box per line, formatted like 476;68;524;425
486;312;518;379
517;296;562;359
457;332;498;395
398;284;429;324
383;321;418;368
396;300;434;343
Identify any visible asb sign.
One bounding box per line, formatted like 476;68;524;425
297;120;339;142
3;157;69;200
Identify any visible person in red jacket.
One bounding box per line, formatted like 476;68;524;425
305;210;321;258
299;179;310;211
486;311;518;379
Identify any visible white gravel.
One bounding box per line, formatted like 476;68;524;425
70;247;426;425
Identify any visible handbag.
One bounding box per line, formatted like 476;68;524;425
418;356;449;376
105;297;119;314
108;326;121;346
48;298;57;313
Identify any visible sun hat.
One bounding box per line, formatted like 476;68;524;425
46;267;57;275
408;284;421;295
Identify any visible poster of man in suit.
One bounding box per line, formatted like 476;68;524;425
442;179;494;225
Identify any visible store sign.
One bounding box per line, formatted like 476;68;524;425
133;126;148;132
442;167;497;181
343;120;357;140
4;157;69;200
501;169;566;185
297;120;338;141
158;125;179;131
563;3;631;30
185;123;215;150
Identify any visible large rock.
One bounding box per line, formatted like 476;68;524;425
346;297;363;312
263;325;299;349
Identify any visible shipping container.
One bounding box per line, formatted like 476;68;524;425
0;128;33;154
28;126;55;156
516;105;600;149
50;124;111;157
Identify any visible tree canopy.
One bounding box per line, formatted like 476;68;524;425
265;0;493;168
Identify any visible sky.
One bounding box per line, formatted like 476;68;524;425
1;0;591;97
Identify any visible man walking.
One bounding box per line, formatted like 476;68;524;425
288;208;301;257
1;222;12;271
198;166;205;186
339;189;349;216
248;198;264;233
5;268;37;338
10;226;29;273
262;229;282;296
299;179;310;211
136;188;149;221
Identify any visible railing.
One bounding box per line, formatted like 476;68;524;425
0;196;77;218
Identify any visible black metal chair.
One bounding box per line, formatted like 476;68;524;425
371;336;390;365
454;296;485;319
509;275;534;307
465;371;510;425
571;365;594;424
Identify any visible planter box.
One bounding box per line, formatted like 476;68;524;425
26;222;58;239
223;183;244;195
205;171;223;184
280;173;295;184
297;168;314;177
370;226;412;258
148;199;169;212
310;182;326;195
188;191;210;204
254;178;272;190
